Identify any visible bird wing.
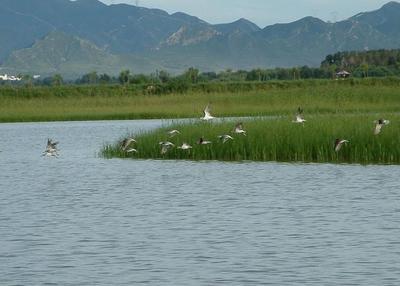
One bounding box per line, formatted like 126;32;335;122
235;123;243;131
374;124;382;135
204;104;211;117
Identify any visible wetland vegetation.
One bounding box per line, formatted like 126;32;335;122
0;77;399;122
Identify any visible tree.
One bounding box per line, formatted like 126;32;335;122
158;70;170;83
22;74;34;86
52;74;63;86
360;63;369;78
99;73;111;84
119;70;131;85
184;67;199;84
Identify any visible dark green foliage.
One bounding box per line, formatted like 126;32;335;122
321;49;400;77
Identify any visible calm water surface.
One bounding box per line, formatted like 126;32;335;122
0;120;399;285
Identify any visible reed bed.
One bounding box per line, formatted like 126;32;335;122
102;114;400;164
1;79;400;122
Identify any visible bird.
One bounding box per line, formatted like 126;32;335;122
334;138;349;152
178;143;192;150
218;134;234;143
233;122;246;136
43;138;59;157
126;148;138;153
167;129;180;138
292;107;306;124
159;141;174;147
373;119;390;135
159;141;174;154
47;138;58;149
120;138;136;151
197;137;212;145
201;104;215;121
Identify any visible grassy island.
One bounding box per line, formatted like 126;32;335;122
102;114;400;164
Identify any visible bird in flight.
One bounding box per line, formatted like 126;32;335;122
292;107;306;124
218;134;234;143
197;137;212;145
233;122;246;136
373;119;390;135
43;138;59;157
178;143;192;150
159;141;175;154
167;129;180;138
201;104;215;121
334;138;349;152
120;138;136;151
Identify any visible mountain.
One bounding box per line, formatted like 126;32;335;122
2;31;162;78
1;0;400;77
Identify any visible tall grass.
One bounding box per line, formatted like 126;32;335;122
102;114;400;164
1;78;400;122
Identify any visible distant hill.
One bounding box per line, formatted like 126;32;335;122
2;31;162;78
1;0;400;77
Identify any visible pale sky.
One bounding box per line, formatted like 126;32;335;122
100;0;394;27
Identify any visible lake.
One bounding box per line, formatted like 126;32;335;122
1;120;399;285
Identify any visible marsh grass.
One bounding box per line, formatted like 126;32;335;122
102;114;400;164
1;79;400;122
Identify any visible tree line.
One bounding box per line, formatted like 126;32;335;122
2;49;400;88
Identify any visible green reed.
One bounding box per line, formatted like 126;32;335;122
1;78;400;122
102;114;400;164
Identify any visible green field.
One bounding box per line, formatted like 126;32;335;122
1;78;400;122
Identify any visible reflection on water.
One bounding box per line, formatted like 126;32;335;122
0;120;400;285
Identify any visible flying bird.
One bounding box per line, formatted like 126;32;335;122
43;138;59;157
218;134;234;143
373;119;390;135
292;107;306;124
167;129;180;138
201;104;215;121
197;137;212;145
159;141;175;154
233;122;246;135
177;143;192;150
334;138;349;152
120;138;136;151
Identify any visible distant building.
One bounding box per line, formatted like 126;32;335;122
0;74;22;81
336;70;351;78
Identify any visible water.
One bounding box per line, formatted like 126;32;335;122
1;120;400;285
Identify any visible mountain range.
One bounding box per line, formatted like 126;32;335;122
1;0;400;78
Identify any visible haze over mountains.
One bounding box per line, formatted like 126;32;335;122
1;0;400;78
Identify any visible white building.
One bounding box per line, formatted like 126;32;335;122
0;74;22;81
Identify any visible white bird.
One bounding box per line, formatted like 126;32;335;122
201;104;215;121
233;122;246;135
292;107;306;124
42;138;59;157
159;141;175;154
374;119;390;135
120;138;136;151
218;134;234;143
197;137;212;145
159;141;174;147
178;142;192;150
42;150;58;157
126;148;138;153
167;129;180;138
334;138;349;152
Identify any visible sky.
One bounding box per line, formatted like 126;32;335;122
100;0;393;27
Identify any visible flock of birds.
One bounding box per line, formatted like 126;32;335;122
116;105;390;156
42;105;391;157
